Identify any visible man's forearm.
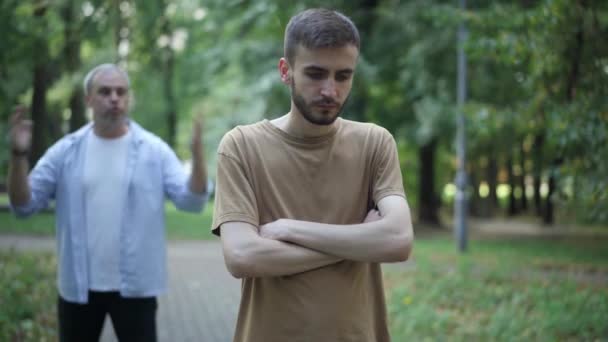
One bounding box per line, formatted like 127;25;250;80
188;153;207;194
232;239;341;278
7;156;31;206
263;196;413;263
221;223;342;278
278;218;412;263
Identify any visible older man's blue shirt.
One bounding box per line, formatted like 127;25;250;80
11;121;210;303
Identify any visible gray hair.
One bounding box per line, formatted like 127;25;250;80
83;63;131;96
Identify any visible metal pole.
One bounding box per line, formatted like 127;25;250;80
455;0;468;252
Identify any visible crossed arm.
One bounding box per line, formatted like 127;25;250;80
220;195;414;278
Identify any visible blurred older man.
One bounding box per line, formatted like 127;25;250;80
7;63;210;342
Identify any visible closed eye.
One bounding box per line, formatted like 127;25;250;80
306;72;327;80
335;71;353;82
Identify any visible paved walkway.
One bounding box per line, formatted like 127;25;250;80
3;219;606;341
0;235;240;342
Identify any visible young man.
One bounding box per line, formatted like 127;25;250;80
212;8;414;342
8;63;210;342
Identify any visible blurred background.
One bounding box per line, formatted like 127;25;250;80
0;0;606;341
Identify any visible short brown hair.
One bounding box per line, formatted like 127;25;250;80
284;8;360;65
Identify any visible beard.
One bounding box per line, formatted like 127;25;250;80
94;109;128;134
291;78;348;126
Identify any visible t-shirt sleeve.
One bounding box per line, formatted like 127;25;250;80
371;127;406;205
211;131;259;236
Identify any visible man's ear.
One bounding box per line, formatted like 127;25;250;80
278;58;291;85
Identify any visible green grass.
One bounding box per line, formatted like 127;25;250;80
165;200;215;240
385;236;608;341
0;211;57;235
2;194;607;341
0;193;9;207
0;251;57;341
1;236;607;341
0;200;216;240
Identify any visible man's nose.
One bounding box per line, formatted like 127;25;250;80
320;79;338;98
109;90;119;101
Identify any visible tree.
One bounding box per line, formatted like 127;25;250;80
468;0;608;224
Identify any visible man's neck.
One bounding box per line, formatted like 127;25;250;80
93;122;129;139
271;110;338;139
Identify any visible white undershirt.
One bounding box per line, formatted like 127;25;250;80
83;129;131;291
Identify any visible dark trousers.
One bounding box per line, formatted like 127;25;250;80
58;291;157;342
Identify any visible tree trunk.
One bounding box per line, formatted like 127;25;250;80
468;165;480;217
487;155;498;212
343;0;378;123
163;48;177;148
507;154;518;216
30;63;50;166
418;139;440;225
519;142;528;211
62;0;86;132
30;3;51;166
354;0;379;43
69;87;86;131
565;18;583;102
532;133;544;216
160;8;177;147
542;0;585;225
543;167;556;225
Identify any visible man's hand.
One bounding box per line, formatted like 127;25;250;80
221;221;344;278
9;106;33;154
256;197;412;263
364;209;382;223
261;210;382;242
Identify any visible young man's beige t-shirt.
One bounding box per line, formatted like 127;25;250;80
212;117;406;342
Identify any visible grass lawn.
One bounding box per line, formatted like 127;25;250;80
0;251;57;341
385;235;608;341
1;235;607;341
0;200;216;240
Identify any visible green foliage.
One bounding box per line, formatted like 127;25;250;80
0;251;57;341
2;0;607;225
365;0;458;143
466;0;608;223
386;236;608;340
546;101;608;223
